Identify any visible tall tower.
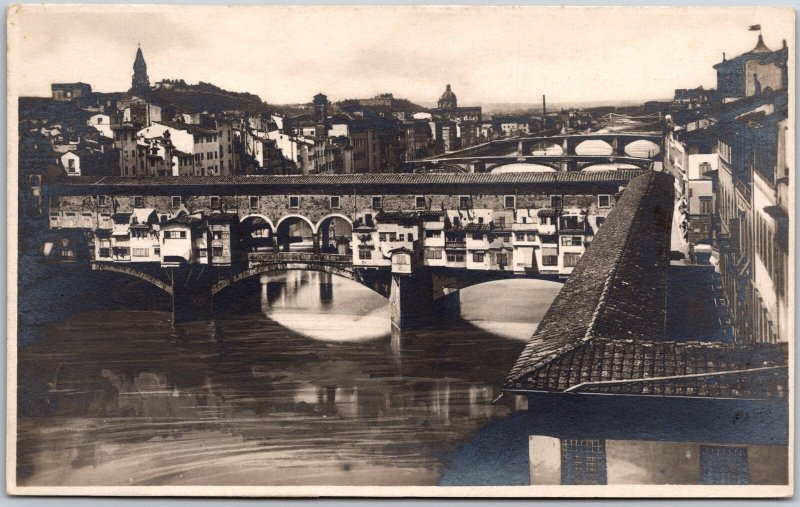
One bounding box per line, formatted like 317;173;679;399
313;93;329;138
131;45;150;93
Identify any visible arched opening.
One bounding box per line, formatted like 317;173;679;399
624;139;661;158
491;163;557;173
276;215;316;252
316;214;353;255
581;163;643;172
241;214;275;253
214;267;390;342
458;278;564;341
531;141;564;156
574;139;613;156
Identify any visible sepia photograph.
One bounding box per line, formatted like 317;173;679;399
6;4;794;497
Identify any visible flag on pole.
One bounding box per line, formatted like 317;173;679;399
749;24;761;31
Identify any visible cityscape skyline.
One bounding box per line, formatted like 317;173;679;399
12;5;792;106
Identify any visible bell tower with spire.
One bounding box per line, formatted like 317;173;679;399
131;45;150;94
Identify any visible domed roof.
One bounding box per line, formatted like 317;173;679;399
440;84;457;102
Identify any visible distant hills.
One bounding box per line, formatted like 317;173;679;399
151;81;267;114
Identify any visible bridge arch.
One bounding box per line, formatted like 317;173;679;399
316;213;354;255
315;213;353;232
276;214;317;234
530;141;564;156
624;139;661;158
90;263;173;294
276;214;317;252
241;213;276;232
574;139;613;156
491;162;559;173
241;214;276;252
210;261;388;298
580;160;650;172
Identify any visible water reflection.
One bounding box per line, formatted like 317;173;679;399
17;272;558;486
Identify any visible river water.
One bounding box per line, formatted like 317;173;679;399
16;271;562;486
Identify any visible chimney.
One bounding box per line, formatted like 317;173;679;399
722;52;726;62
783;39;787;49
542;94;547;117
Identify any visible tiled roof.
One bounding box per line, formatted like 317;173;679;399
504;171;675;391
462;223;492;232
46;170;647;194
155;120;218;136
206;212;239;224
504;170;789;400
515;337;787;400
163;214;203;226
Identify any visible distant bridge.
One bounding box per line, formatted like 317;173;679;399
409;132;664;172
415;154;655;172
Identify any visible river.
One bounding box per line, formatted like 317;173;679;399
16;270;562;486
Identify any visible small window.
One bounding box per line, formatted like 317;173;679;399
596;216;606;227
329;196;340;209
459;196;471;209
289;196;300;208
564;252;581;267
426;248;443;259
551;195;563;209
213;231;223;240
542;255;558;266
415;195;426;209
212;247;224;257
134;196;144;208
504;195;516;209
425;230;441;238
210;196;221;209
371;196;382;209
249;196;259;209
598;195;611;208
98;195;108;206
171;196;181;208
358;248;372;260
472;252;485;263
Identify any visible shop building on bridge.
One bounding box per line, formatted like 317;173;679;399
43;171;639;276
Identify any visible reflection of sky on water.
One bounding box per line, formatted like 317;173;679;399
260;272;561;343
16;272;556;486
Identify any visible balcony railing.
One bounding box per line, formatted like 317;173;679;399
445;241;467;249
247;252;352;264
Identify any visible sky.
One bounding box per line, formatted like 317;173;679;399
9;5;794;107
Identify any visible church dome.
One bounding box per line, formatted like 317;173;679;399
438;84;458;110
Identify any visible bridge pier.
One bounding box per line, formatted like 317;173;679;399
390;269;434;331
170;266;215;324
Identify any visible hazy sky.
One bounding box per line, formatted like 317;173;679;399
9;5;793;106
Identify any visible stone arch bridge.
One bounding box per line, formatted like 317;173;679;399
46;170;664;330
